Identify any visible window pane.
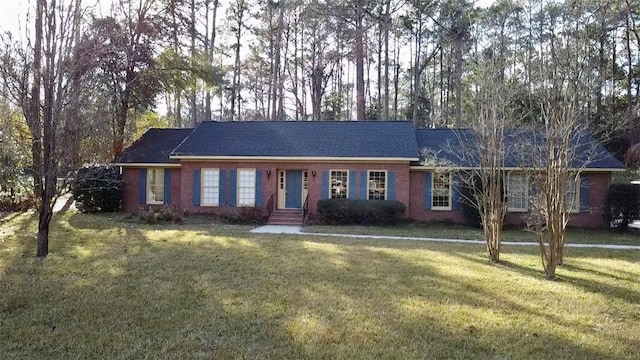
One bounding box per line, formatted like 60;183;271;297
238;169;256;206
147;168;164;204
565;177;578;211
202;169;220;206
330;170;348;199
368;171;386;200
507;174;527;210
432;172;450;208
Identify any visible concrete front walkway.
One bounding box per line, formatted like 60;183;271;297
250;225;640;250
250;225;302;234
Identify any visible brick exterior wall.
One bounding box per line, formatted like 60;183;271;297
503;172;611;228
178;161;411;216
407;170;466;223
121;167;182;212
121;164;613;229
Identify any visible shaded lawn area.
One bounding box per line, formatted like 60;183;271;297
1;212;639;359
304;222;640;246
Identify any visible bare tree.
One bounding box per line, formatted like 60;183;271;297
227;0;249;121
0;0;88;257
526;0;601;279
439;59;515;263
462;82;511;262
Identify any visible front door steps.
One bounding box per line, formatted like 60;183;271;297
267;209;303;226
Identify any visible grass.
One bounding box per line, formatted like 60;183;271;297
1;211;639;359
304;222;640;246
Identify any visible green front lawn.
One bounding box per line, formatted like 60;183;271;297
304;222;640;246
1;212;639;359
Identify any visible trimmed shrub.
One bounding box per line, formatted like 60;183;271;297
317;199;406;225
219;207;264;225
73;164;123;213
135;206;184;224
607;184;640;231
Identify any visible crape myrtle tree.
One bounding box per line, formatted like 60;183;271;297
442;58;517;263
525;0;604;279
526;97;601;279
0;0;89;257
457;71;514;263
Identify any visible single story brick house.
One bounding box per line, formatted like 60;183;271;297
114;121;625;228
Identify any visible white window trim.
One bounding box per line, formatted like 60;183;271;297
431;172;452;211
237;168;256;207
146;168;164;205
330;169;350;199
367;170;388;200
201;168;220;207
506;173;528;213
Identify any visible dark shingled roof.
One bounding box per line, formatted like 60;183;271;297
415;128;625;169
171;121;419;159
114;128;193;164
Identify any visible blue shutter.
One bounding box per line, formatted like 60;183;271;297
255;170;263;207
163;169;171;205
388;171;396;200
229;170;237;206
452;173;461;211
348;171;357;199
139;169;147;204
219;169;226;206
192;169;201;206
580;175;590;213
424;172;432;210
321;171;329;199
360;171;368;199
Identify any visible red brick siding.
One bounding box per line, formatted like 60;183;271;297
407;170;466;223
503;172;611;228
122;164;612;228
178;161;412;216
121;167;139;211
120;167;182;212
168;168;182;208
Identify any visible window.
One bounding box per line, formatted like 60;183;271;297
432;172;451;209
506;173;528;211
201;169;220;206
565;176;579;213
368;171;387;200
147;168;164;204
237;169;256;206
330;170;348;199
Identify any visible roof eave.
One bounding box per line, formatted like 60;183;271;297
113;163;182;168
410;165;626;172
170;155;419;163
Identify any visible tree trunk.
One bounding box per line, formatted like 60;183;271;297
32;0;46;257
412;18;422;123
36;186;54;257
190;0;197;127
205;0;219;122
626;17;633;117
355;2;365;121
393;29;399;118
29;0;44;200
